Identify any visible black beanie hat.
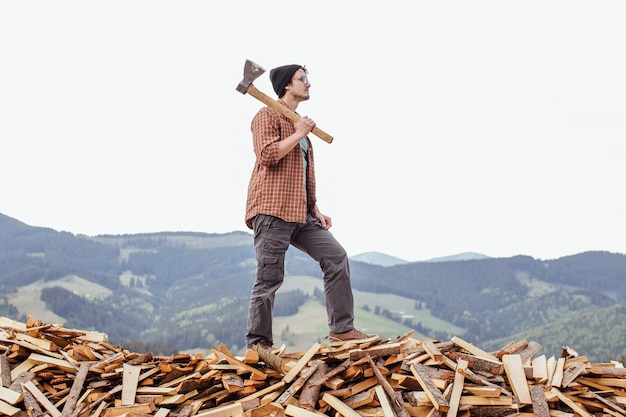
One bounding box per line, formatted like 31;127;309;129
270;64;303;98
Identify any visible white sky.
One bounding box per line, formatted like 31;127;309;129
1;1;625;262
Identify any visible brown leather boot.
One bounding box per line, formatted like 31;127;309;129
329;328;377;343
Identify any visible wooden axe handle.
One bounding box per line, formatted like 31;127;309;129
246;84;334;144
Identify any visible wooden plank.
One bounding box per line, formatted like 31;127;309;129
75;331;107;343
550;387;593;417
238;380;285;402
283;343;320;384
546;356;556;386
121;363;141;406
447;359;468;417
463;386;501;397
10;358;36;380
344;388;376;409
604;408;624;417
532;355;548;382
410;364;449;412
591;392;626;415
285;404;323;417
6;339;65;360
374;385;395;417
160;389;198;405
422;340;443;363
22;380;62;417
345;376;378;397
560;362;585;387
89;398;109;417
276;363;318;405
72;344;98;361
458;367;514;397
451;336;499;362
0;317;28;331
0;387;22;404
517;341;542;365
28;353;76;372
101;403;156;417
495;340;528;358
136;386;179;395
322;393;361;417
458;396;513;406
222;374;244;393
0;399;20;416
501;354;531;404
154;408;170;417
15;332;57;352
551;357;565;388
587;378;626;388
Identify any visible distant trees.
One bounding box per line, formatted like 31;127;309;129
312;287;325;305
275;290;307;316
40;286;151;342
0;295;18;317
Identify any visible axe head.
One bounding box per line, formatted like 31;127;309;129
236;59;266;94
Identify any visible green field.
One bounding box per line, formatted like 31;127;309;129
11;275;113;325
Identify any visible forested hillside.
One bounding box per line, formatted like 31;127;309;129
1;212;625;361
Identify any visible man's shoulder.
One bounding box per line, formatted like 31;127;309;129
254;106;281;118
252;106;285;127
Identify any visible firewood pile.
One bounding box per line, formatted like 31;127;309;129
1;316;625;417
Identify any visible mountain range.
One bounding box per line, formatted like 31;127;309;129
1;212;625;362
350;251;491;266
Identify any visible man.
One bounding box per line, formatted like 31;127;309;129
244;64;373;350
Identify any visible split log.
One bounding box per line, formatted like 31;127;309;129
529;384;550;417
60;362;89;417
410;364;449;412
297;360;327;411
448;351;503;375
0;355;11;387
367;355;406;417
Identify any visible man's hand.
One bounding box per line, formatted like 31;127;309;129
294;116;316;139
276;116;316;160
311;205;332;230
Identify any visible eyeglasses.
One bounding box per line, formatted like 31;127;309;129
292;76;310;85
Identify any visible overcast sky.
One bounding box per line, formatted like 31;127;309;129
1;1;625;262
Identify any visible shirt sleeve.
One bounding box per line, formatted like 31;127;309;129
251;108;281;166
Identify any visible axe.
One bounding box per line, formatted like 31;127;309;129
236;59;334;144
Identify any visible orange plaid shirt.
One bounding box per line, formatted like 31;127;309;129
245;103;317;229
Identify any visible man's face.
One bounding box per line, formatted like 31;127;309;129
286;69;310;101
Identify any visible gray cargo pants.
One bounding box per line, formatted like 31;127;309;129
246;213;355;348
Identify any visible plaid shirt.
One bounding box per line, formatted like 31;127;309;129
245;103;317;229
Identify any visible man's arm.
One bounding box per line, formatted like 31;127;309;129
311;204;332;230
275;116;316;160
253;110;316;165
